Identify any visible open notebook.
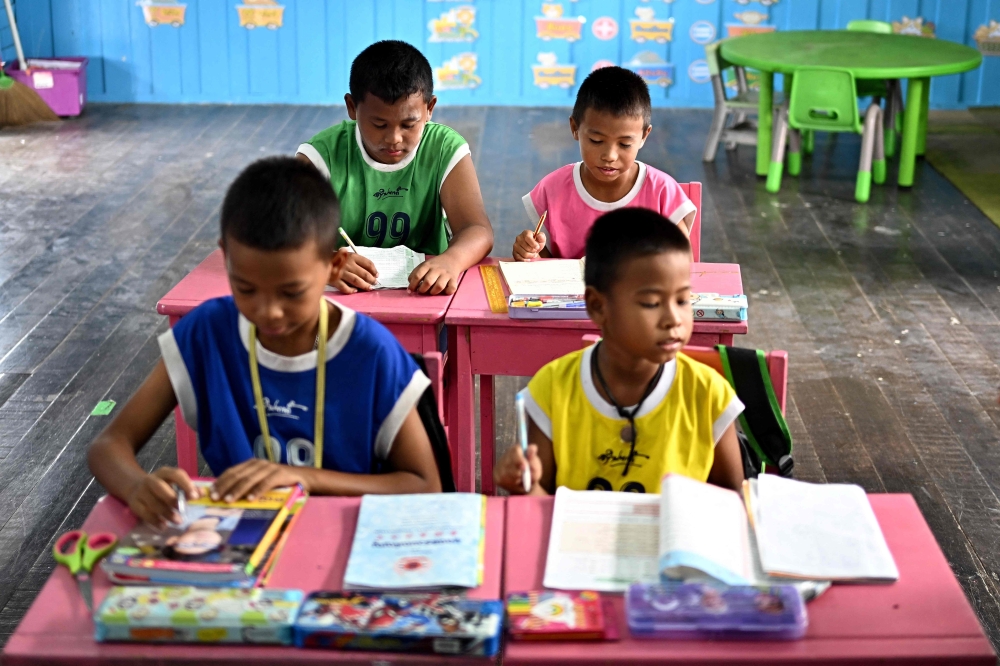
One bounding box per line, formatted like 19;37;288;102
498;259;586;300
333;246;425;291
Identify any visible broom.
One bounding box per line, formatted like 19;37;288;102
0;0;58;126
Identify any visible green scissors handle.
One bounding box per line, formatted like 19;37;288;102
53;530;118;575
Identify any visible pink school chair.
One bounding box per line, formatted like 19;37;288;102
681;182;702;262
174;351;449;479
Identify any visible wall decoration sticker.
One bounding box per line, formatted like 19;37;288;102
630;7;675;43
892;16;935;38
689;20;716;44
532;52;577;88
626;51;674;87
974;20;1000;56
428;5;478;42
734;0;778;4
726;10;774;37
137;0;186;27
236;0;284;29
688;59;711;84
535;4;587;42
435;52;483;89
592;16;619;41
592;59;616;71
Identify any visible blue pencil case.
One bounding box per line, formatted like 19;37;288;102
626;582;807;640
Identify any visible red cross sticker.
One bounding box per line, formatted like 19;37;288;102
592;16;618;40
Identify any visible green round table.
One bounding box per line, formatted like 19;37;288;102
720;31;982;186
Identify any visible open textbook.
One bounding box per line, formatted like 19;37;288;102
543;475;896;593
499;259;586;300
330;246;424;291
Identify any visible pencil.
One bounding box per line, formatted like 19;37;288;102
515;389;531;493
533;211;547;236
339;227;360;253
245;484;303;575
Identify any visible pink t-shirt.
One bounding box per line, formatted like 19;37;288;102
522;162;696;259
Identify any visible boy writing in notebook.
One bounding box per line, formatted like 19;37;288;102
89;158;442;528
297;40;493;295
513;66;695;261
496;209;744;494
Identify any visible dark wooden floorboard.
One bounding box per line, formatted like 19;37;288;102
1;105;1000;652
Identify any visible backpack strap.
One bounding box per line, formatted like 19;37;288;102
717;346;794;477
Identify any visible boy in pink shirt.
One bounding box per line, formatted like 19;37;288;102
514;67;696;261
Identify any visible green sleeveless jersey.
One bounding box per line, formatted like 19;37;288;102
298;121;470;255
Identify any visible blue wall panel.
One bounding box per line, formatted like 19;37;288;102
8;0;999;108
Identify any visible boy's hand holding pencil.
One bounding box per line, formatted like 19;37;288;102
513;211;547;262
495;444;543;495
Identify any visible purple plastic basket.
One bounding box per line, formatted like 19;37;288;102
3;57;88;117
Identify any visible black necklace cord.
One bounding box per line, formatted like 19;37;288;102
591;342;665;476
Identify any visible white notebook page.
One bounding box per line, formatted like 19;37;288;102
754;475;899;581
354;246;425;290
498;259;586;298
543;487;660;592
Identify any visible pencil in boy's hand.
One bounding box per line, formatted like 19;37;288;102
339;228;360;254
515;389;531;493
533;211;547;237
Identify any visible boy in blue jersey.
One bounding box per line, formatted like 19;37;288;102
88;157;442;528
296;40;493;296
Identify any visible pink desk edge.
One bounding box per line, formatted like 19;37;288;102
503;493;995;665
3;495;504;666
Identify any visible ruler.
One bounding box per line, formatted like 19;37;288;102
480;265;508;314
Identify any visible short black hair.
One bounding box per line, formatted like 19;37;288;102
220;157;339;257
572;66;652;129
585;208;690;292
350;40;434;105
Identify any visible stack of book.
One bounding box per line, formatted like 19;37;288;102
101;481;305;588
499;259;588;320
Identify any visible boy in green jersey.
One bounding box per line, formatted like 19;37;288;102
297;40;494;296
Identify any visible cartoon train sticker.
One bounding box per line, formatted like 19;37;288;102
974;20;1000;56
535;3;586;42
726;10;775;37
137;0;187;27
532;52;577;89
625;51;674;88
428;5;479;43
236;0;285;30
630;7;675;43
892;16;935;38
434;53;482;90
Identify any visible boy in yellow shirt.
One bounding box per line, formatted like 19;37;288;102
495;208;744;495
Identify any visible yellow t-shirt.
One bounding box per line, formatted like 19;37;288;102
525;347;743;494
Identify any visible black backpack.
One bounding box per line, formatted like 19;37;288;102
716;346;794;479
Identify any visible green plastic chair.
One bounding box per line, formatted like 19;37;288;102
846;19;903;157
703;40;783;162
766;68;886;203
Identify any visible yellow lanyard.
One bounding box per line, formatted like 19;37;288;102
248;298;328;468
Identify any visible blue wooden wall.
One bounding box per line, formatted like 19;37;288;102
8;0;1000;108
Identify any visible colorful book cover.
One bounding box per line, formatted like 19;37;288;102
691;293;748;321
507;590;606;640
94;586;303;644
343;493;485;590
102;482;296;584
294;591;502;656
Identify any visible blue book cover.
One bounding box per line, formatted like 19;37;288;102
343;493;486;590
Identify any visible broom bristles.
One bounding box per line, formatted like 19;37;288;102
0;78;59;127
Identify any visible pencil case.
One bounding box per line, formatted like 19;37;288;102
94;586;303;644
294;591;503;656
625;582;806;640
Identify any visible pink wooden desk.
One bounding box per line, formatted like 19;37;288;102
3;494;505;665
445;259;748;494
156;249;459;476
503;495;995;665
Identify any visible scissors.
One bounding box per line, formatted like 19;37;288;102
52;530;118;613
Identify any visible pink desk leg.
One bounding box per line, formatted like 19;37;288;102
447;325;476;493
175;410;199;477
480;375;495;496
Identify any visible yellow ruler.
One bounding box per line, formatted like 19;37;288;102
480;264;508;314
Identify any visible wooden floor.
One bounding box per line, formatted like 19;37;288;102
1;105;1000;650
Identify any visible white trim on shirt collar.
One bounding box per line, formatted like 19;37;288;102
238;298;357;373
354;122;422;172
295;143;331;180
572;161;648;212
579;344;676;420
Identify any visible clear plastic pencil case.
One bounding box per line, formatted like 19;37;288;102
626;582;807;640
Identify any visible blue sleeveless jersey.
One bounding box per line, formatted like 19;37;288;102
158;297;428;476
